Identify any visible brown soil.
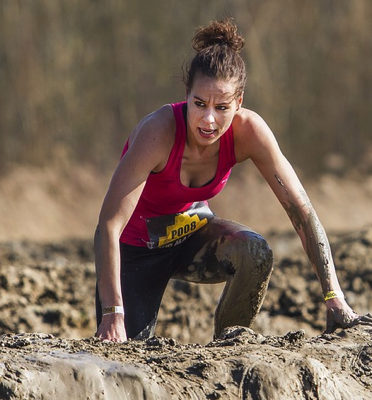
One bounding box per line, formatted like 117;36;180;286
0;227;371;399
0;166;371;399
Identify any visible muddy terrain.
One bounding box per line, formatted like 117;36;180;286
0;226;371;399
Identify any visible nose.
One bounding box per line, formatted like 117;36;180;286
202;108;215;126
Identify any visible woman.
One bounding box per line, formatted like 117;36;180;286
95;18;359;342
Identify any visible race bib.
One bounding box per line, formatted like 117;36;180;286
145;202;214;249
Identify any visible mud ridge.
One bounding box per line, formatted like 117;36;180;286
0;226;371;398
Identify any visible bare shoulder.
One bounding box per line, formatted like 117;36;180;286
232;107;280;163
126;104;176;171
129;104;175;147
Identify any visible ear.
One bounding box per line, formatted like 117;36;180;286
236;92;244;110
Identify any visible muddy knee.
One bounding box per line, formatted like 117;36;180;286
217;230;273;277
246;232;273;277
214;231;273;337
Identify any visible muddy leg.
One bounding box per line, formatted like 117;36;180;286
173;218;273;338
213;230;273;338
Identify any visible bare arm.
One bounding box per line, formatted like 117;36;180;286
95;105;175;341
234;110;359;332
94;180;145;342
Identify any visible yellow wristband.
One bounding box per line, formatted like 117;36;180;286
324;291;344;301
102;306;124;316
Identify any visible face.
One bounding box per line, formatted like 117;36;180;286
186;74;243;147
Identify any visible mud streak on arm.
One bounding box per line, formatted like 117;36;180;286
275;175;333;294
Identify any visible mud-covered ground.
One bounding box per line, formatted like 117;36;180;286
0;226;371;399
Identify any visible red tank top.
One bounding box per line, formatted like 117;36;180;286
120;101;237;246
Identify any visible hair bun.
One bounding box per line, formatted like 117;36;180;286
192;18;245;53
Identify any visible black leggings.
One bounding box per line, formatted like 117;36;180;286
96;217;273;340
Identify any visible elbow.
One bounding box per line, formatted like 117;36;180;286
95;217;125;244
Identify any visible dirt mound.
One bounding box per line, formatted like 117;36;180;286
0;226;371;398
0;324;371;399
0;239;96;339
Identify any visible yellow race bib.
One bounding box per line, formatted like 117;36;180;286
145;202;214;249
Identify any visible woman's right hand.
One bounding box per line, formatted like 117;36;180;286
96;313;127;342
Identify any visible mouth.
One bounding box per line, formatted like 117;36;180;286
198;128;216;138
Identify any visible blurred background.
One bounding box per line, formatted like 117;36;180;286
1;0;372;242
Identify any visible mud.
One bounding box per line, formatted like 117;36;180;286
0;226;372;399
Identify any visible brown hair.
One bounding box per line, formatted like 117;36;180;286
185;18;246;97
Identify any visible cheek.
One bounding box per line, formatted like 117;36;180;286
189;106;201;120
220;114;234;128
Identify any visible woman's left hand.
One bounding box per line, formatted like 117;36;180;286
325;297;372;333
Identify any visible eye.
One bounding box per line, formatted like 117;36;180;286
195;101;205;107
216;105;228;111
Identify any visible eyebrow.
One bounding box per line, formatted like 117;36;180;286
193;95;233;105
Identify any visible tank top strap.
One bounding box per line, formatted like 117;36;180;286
169;102;187;167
